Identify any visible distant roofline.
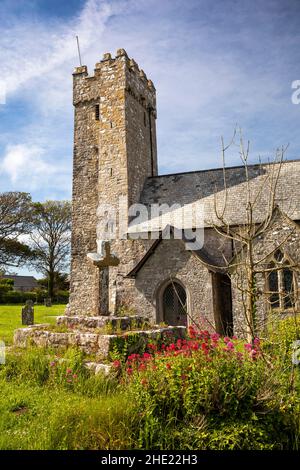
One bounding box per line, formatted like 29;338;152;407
2;275;37;279
149;158;300;180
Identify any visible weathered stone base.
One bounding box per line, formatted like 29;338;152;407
13;315;186;360
56;314;147;331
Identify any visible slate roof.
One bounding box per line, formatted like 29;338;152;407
2;275;38;290
129;159;300;231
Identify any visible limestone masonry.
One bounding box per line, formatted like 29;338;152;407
67;48;300;336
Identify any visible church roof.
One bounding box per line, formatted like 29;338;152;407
131;159;300;231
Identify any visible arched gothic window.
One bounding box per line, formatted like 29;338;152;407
162;281;188;326
267;250;295;310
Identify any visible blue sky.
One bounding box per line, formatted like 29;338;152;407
0;0;300;275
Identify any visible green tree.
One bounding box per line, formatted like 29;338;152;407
30;201;71;299
0;192;33;269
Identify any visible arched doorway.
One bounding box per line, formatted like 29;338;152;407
161;280;188;326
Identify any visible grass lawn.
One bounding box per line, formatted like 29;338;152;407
0;378;132;450
0;347;134;450
0;304;66;345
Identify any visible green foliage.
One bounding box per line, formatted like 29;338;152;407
0;278;14;301
0;317;300;450
116;303;136;317
1;290;37;304
0;289;68;304
109;332;147;362
265;315;300;363
0;372;135;450
125;334;300;450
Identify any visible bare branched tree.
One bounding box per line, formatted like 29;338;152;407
210;129;299;342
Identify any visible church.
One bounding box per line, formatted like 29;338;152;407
68;49;300;336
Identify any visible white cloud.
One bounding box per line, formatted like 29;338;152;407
1;143;57;187
1;0;118;99
0;0;299;201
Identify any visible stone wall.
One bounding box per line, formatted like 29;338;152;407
232;210;300;337
131;238;215;328
69;49;157;316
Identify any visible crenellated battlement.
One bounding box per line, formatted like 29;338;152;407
73;49;156;108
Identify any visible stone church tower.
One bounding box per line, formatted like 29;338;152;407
69;49;157;316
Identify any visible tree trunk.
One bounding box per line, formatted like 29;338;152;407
48;271;55;299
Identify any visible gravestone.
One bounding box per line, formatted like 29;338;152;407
22;300;34;325
44;298;52;307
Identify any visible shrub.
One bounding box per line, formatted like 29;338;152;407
121;327;300;449
265;315;300;363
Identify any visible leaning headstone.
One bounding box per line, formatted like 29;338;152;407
22;300;34;325
44;298;52;307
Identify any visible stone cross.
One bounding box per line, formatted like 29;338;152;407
87;240;120;268
22;300;34;325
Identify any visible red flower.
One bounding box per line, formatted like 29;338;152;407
128;353;140;362
142;352;152;360
113;360;121;369
126;367;133;375
188;325;197;339
211;333;220;342
166;363;172;370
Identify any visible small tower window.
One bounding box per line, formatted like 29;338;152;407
95;104;100;121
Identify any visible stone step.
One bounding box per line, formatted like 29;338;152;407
14;325;187;358
85;361;112;376
56;315;148;331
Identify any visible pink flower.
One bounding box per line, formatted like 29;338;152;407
50;361;56;367
249;349;258;360
224;336;231;343
211;333;220;342
244;343;252;351
226;341;234;350
113;360;121;368
253;337;260;347
66;368;72;374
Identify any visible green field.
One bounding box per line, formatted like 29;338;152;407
0;304;65;345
